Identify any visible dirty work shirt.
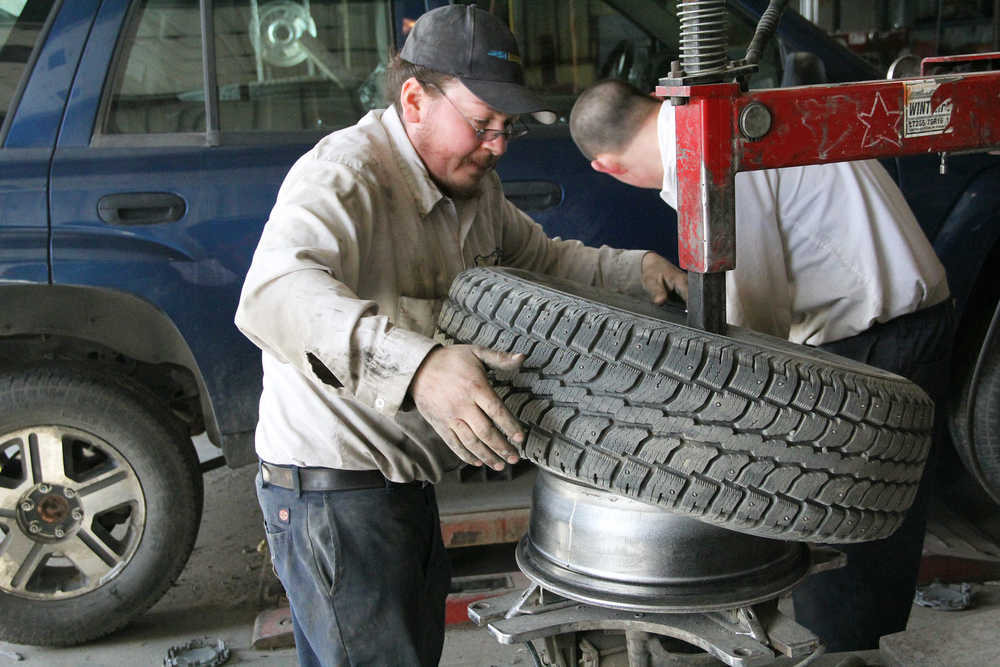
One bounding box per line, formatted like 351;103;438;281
657;102;949;345
236;105;646;483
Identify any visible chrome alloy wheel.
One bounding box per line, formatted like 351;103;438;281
0;426;145;600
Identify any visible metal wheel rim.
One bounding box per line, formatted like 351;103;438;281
517;470;812;613
0;426;146;600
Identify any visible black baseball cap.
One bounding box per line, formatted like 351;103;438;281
400;5;557;125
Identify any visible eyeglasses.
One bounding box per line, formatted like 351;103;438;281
420;81;529;143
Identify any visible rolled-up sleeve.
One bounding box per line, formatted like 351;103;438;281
235;153;438;416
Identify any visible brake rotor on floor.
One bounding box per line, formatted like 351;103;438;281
163;637;231;667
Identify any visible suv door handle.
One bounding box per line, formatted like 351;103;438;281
502;181;562;211
97;192;187;225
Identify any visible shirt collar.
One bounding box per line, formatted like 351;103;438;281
656;101;678;209
380;105;446;218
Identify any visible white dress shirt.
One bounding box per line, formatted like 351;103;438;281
657;102;949;345
236;106;646;482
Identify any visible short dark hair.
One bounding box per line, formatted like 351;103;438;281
384;53;455;114
569;79;660;160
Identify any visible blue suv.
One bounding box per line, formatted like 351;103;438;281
0;0;997;647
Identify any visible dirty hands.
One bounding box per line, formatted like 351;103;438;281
410;345;525;470
641;252;688;304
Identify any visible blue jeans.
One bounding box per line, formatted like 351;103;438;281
255;472;450;666
792;299;956;652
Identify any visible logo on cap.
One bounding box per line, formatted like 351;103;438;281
487;50;521;64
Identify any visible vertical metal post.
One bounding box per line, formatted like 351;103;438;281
994;0;999;51
200;0;220;146
687;273;727;333
625;630;652;667
672;85;738;334
672;0;733;334
877;0;889;30
250;0;264;81
935;0;945;55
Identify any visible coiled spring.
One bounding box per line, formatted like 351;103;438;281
677;0;728;76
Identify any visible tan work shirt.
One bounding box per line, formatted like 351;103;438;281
236;106;646;482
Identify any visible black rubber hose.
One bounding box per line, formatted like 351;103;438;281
745;0;791;64
524;640;544;667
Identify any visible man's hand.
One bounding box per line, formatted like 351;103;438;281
410;345;525;470
641;252;688;304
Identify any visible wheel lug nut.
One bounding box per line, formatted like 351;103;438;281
63;488;76;498
71;509;83;521
20;501;33;512
54;528;65;538
38;484;50;494
28;522;40;534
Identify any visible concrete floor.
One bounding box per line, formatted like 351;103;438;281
4;448;1000;666
0;462;529;666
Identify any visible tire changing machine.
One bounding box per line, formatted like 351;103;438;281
470;2;1000;665
471;471;843;666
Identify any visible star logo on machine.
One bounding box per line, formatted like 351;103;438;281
859;92;902;148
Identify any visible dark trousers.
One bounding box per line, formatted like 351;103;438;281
792;299;956;652
255;473;451;666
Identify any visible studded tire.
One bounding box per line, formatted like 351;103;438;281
438;267;934;544
0;364;202;646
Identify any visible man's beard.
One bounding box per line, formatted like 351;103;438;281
448;180;483;199
445;153;498;199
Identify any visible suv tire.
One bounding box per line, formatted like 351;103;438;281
951;335;1000;503
439;267;934;543
0;365;202;646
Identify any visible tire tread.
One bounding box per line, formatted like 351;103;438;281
439;269;934;543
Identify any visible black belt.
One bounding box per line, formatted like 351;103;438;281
260;460;413;492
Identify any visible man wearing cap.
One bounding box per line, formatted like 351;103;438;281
235;6;685;666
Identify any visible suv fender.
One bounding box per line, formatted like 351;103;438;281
0;284;219;443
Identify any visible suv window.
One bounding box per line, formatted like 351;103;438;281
102;0;391;137
468;0;781;116
0;0;56;133
104;0;204;134
214;0;390;132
